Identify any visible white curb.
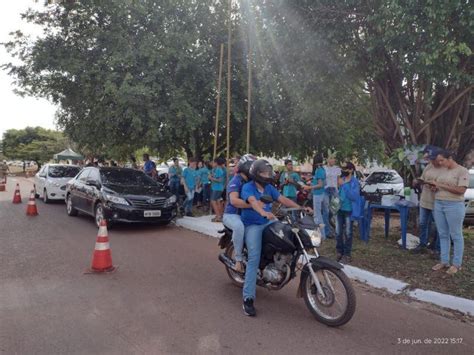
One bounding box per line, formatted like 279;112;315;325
408;289;474;316
343;265;409;294
176;215;474;316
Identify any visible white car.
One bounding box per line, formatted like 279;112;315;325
35;164;81;203
361;169;405;196
464;169;474;224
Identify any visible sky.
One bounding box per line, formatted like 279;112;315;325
0;1;57;138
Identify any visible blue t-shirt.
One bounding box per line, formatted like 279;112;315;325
279;171;301;198
183;167;197;190
144;160;156;176
198;167;210;185
169;165;182;181
211;167;225;192
224;175;245;215
241;181;280;226
312;167;326;196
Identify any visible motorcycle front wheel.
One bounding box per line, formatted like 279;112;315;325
224;244;245;288
301;267;356;327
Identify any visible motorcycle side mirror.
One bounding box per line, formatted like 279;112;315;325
260;195;273;204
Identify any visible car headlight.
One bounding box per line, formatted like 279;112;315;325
104;194;129;205
306;229;322;247
469;200;474;208
164;195;177;207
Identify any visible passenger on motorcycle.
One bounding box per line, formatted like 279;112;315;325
222;154;257;273
240;159;303;317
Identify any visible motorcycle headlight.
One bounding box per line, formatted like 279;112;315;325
307;229;322;247
104;194;129;206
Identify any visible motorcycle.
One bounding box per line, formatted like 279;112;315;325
218;196;356;327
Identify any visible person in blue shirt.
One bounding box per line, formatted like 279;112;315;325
279;159;302;202
223;154;256;273
240;159;303;317
335;162;360;264
210;157;226;222
142;154;157;179
304;153;328;239
196;160;211;210
181;158;198;217
168;158;183;203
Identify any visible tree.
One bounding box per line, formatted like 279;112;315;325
2;127;67;167
287;0;473;162
3;0;383;161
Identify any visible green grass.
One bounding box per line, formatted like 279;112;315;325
319;217;474;300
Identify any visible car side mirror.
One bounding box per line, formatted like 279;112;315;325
260;195;273;204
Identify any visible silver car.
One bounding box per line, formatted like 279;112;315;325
464;169;474;224
361;169;405;196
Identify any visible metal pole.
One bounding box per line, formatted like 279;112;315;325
246;38;252;153
226;0;232;184
213;43;224;160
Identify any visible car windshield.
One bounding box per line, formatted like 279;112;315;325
100;169;157;186
366;171;403;184
48;166;80;178
469;173;474;188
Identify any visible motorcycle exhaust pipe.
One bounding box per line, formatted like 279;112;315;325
218;253;236;269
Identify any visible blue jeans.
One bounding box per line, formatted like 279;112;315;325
170;179;181;202
336;210;353;256
223;213;245;262
433;200;465;267
313;194;327;239
325;187;337;236
184;189;195;214
243;220;274;301
202;184;211;204
419;207;437;247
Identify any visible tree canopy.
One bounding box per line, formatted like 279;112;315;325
2;127;68;166
4;0;471;163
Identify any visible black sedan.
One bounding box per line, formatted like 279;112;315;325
65;167;177;227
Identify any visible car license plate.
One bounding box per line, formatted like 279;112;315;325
144;210;161;217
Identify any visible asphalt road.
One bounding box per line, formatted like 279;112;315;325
1;178;473;354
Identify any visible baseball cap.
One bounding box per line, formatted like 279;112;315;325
423;145;443;160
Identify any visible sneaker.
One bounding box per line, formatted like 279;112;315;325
185;212;194;217
336;253;343;262
243;298;256;317
411;245;428;254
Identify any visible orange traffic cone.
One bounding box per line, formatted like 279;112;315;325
89;220;115;273
12;183;22;203
26;190;39;216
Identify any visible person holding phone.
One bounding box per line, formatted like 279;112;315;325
431;150;469;275
413;145;445;253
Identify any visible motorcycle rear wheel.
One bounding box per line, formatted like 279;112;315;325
301;267;356;327
224;244;245;288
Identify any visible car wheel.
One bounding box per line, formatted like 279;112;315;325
66;194;78;216
94;202;106;228
43;189;50;204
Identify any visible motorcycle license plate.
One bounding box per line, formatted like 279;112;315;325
144;210;161;217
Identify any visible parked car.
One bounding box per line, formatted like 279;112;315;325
361;169;405;196
464;169;474;224
65;167;177;227
35;164;81;203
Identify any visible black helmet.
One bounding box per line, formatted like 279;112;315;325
237;154;257;179
249;159;274;186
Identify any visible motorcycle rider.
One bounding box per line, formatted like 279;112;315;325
222;154;257;273
240;159;304;317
